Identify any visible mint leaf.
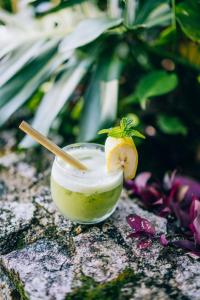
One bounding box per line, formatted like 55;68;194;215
98;117;145;140
120;117;136;131
98;129;111;135
108;126;123;138
98;126;123;138
129;129;146;139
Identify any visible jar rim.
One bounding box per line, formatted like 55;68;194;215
54;142;120;179
52;142;123;192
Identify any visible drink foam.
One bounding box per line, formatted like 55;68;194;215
51;146;123;193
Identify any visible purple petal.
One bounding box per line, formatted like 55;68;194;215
159;206;171;217
176;185;189;202
174;176;200;203
127;232;142;239
171;202;190;227
193;213;200;245
134;172;151;189
124;180;138;193
190;198;200;221
173;240;200;257
189;198;200;245
140;187;163;207
165;182;180;207
126;214;156;236
163;170;177;190
153;198;164;205
159;234;169;247
137;239;152;249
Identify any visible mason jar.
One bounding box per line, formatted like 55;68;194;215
50;143;123;224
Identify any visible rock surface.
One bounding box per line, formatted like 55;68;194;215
0;149;200;300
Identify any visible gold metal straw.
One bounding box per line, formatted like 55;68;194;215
19;121;87;171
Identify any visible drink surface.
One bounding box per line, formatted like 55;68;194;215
51;146;123;193
51;145;123;224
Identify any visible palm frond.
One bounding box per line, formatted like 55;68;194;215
20;53;95;147
78;51;123;141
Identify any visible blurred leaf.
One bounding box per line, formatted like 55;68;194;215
157;115;188;135
0;40;60;126
20;55;94;148
134;0;168;23
179;41;200;67
71;98;83;120
176;2;200;43
60;17;122;52
127;70;178;108
142;12;171;28
0;0;13;12
155;26;176;46
124;0;138;27
125;1;171;29
78;53;123;141
0;41;44;87
34;0;87;15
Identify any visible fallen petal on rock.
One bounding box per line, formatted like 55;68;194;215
126;214;156;236
159;234;169;247
137;239;152;250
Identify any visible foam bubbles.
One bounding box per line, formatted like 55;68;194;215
51;147;123;193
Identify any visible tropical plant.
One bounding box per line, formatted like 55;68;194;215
0;0;199;152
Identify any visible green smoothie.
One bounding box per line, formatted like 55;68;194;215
51;177;122;223
50;143;123;224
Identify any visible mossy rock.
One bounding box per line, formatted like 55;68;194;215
66;269;139;300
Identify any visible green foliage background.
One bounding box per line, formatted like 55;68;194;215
0;0;199;179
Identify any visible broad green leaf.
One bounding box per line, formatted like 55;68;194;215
157;115;188;135
176;2;200;43
129;70;178;108
0;41;59;126
20;55;94;148
60;17;122;52
78;53;122;142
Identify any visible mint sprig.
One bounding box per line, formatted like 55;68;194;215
98;117;145;139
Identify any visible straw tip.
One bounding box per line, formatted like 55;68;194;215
19;120;27;130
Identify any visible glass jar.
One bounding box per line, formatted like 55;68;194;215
50;143;123;224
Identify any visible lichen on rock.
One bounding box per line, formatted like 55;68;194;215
1;240;74;300
0;202;35;254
